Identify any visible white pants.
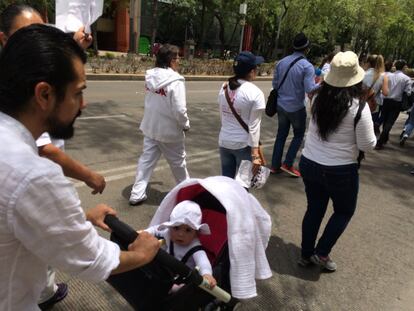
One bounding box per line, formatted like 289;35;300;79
38;267;58;303
130;136;190;200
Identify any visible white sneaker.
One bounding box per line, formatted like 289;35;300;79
129;194;147;206
310;254;337;272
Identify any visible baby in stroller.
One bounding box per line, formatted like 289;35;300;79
145;200;217;290
107;176;272;311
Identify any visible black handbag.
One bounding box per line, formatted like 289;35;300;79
265;56;304;117
401;91;414;112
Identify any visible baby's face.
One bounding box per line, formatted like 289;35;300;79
170;224;197;246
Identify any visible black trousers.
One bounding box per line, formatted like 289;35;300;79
378;98;401;145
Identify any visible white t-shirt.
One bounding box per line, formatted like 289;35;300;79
36;132;65;150
302;98;377;166
218;80;265;149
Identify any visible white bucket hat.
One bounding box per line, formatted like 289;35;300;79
158;200;211;235
324;51;365;87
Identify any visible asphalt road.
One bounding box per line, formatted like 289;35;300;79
55;80;414;311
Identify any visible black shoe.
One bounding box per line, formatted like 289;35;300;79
38;283;68;310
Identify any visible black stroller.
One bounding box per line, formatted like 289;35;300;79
105;182;238;311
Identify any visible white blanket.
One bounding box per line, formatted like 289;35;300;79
149;176;272;299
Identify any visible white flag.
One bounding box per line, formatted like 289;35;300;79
56;0;104;34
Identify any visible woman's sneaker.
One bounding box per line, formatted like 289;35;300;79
310;254;337;272
280;164;301;177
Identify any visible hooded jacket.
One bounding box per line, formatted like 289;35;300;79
140;67;190;142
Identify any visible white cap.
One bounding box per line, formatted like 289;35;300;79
159;200;211;235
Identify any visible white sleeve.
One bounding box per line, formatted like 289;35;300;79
356;104;377;152
248;109;262;147
170;80;190;130
192;250;212;276
11;170;120;282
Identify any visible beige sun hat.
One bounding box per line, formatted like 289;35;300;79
324;51;365;87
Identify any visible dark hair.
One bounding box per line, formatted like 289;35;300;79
0;24;86;116
394;59;407;71
155;44;179;68
0;4;40;35
228;72;252;90
312;82;363;140
318;52;336;70
384;60;393;72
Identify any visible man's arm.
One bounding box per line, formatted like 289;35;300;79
39;143;105;194
304;63;318;94
112;232;160;275
85;204;160;275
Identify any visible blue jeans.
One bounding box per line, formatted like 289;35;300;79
404;105;414;136
299;156;359;258
219;146;251;178
271;106;306;168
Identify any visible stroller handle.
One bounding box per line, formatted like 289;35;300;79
104;215;232;303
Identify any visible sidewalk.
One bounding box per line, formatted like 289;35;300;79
86;73;273;81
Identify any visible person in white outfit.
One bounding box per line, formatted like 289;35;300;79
130;44;190;205
217;51;265;178
146;200;216;289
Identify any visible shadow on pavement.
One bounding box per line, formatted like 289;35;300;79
122;183;168;207
266;235;321;282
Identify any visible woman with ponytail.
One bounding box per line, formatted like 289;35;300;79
217;51;265;178
298;52;376;272
363;54;389;133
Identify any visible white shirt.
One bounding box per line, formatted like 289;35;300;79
0;112;120;311
385;70;412;101
363;69;386;106
218;80;265;149
302;99;377;166
146;226;212;276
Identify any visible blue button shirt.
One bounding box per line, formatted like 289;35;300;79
272;51;317;112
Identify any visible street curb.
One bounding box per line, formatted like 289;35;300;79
86;73;273;82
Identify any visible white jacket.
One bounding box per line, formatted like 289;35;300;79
140;67;190;143
149;176;272;299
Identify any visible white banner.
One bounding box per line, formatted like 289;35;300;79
56;0;104;34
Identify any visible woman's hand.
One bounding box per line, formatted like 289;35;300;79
251;155;262;176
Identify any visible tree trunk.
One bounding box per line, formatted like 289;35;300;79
273;1;288;58
150;0;158;56
214;13;225;56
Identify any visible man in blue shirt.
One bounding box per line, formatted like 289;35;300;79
271;33;317;177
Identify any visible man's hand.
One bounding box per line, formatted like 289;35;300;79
85;171;106;194
86;204;116;232
128;231;160;266
73;26;93;50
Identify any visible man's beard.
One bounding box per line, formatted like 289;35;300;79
48;110;82;140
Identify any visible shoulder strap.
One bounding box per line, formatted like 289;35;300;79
169;241;206;264
354;99;366;129
181;245;205;264
276;56;304;91
354;99;366;168
223;84;249;133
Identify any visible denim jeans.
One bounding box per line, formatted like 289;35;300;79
378;98;401;145
299;156;359;258
271;106;306;168
404;106;414;136
219;146;251;178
